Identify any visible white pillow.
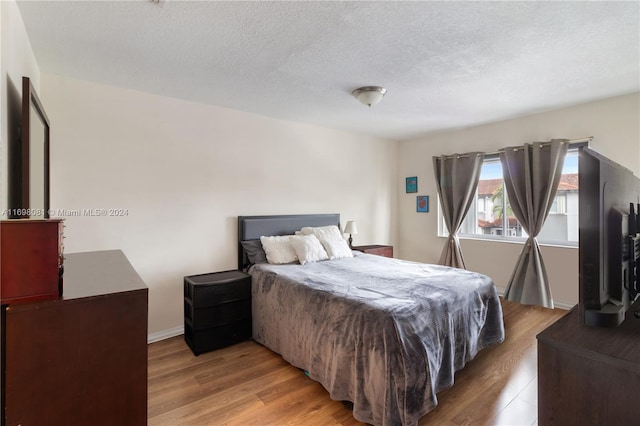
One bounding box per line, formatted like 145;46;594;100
289;235;329;265
300;225;343;241
260;236;298;264
321;238;353;260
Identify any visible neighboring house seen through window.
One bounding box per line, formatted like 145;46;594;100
438;147;580;246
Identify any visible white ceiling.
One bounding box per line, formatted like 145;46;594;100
16;1;640;141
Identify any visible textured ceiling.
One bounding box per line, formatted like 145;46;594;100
16;1;640;140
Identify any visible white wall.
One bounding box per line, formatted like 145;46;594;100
0;0;41;216
397;93;640;307
41;73;398;336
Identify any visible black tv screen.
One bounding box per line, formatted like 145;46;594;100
579;147;640;327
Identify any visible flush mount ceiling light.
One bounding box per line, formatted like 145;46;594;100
352;86;387;107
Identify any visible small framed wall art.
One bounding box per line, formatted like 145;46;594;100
417;195;429;213
406;176;417;193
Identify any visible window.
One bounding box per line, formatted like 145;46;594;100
438;146;581;246
549;194;567;215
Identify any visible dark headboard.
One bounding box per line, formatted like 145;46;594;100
237;214;340;270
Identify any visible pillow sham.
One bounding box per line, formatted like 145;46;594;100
321;237;353;260
301;225;353;260
260;235;298;264
289;234;329;265
300;225;343;242
240;240;267;265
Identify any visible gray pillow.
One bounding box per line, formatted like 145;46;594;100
241;239;267;265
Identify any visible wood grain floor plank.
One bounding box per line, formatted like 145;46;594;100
147;299;567;425
149;360;297;419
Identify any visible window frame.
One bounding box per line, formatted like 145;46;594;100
437;143;585;249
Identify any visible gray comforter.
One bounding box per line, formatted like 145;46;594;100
250;253;504;426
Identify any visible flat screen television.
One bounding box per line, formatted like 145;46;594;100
579;146;640;327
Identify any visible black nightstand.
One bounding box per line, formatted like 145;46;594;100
183;270;251;355
352;245;394;258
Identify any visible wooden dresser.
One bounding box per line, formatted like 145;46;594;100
537;302;640;425
0;219;64;304
1;250;148;426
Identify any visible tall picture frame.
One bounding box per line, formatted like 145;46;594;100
9;76;50;219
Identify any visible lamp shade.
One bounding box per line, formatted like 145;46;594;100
344;221;358;235
352;86;386;107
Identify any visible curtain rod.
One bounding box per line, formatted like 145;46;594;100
438;136;593;159
489;136;593;156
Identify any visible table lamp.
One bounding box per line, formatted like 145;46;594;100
344;221;358;248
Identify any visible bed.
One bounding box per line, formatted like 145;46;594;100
238;214;504;426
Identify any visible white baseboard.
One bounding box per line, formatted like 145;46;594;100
553;299;576;310
148;325;184;344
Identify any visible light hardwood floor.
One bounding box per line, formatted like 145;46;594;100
148;299;567;425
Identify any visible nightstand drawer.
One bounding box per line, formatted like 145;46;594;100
185;298;251;329
184;318;252;355
184;271;250;307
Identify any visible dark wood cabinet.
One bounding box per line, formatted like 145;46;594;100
352;244;393;258
0;219;64;305
184;270;252;355
1;250;148;426
537;303;640;425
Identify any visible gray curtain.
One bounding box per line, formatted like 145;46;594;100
500;139;568;308
433;153;484;269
